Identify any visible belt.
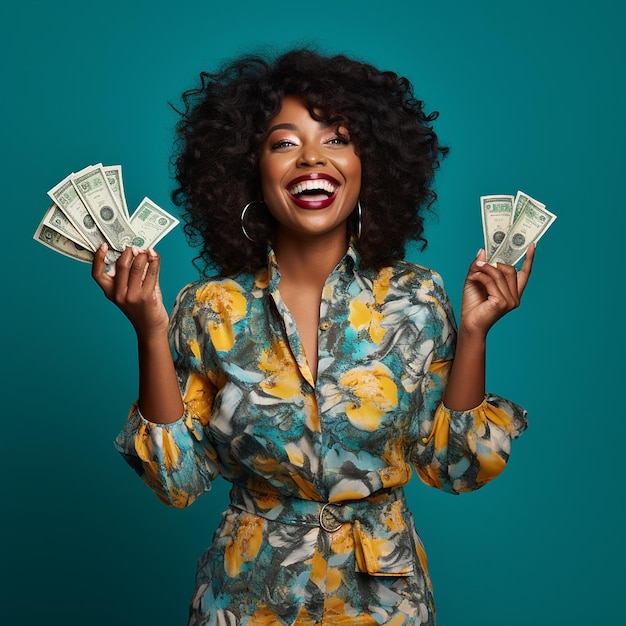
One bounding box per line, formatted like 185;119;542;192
228;484;417;577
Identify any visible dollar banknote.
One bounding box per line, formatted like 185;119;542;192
37;164;179;264
489;195;556;265
104;165;130;219
129;197;180;249
48;174;107;250
71;165;141;251
33;223;94;263
41;203;93;249
481;195;514;260
46;173;118;263
512;190;546;224
481;191;555;265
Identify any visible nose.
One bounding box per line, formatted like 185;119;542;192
298;146;326;167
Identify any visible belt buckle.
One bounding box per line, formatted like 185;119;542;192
319;502;343;532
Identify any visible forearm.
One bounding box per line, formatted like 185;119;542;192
442;328;486;411
443;244;535;411
137;330;184;424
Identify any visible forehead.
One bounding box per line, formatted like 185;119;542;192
269;95;315;122
267;95;335;130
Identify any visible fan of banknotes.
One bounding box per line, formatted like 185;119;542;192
480;191;556;265
33;164;179;264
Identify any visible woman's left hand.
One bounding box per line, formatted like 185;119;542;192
459;243;535;336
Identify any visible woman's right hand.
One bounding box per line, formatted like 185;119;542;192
92;243;170;338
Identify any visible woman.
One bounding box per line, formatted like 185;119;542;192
93;49;533;625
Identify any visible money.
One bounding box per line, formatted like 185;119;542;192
33;223;94;263
48;174;109;252
129;197;180;249
72;165;141;251
41;203;93;250
104;165;130;219
481;191;556;265
481;195;514;260
36;164;179;263
512;190;545;224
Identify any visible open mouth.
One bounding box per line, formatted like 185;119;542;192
287;174;339;210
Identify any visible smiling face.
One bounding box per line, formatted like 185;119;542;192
258;95;361;244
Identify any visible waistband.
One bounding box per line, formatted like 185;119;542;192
229;484;407;533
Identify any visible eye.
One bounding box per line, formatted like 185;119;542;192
325;128;351;146
270;139;296;150
327;136;349;145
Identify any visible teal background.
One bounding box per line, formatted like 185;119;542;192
2;0;624;624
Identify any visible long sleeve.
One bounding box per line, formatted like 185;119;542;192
409;271;528;494
114;283;222;507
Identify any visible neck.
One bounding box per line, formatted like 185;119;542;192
273;228;349;286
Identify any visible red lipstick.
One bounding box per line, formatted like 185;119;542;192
286;173;340;210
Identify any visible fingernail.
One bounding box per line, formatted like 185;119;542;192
476;248;484;258
476;260;486;267
101;243;108;251
131;246;140;256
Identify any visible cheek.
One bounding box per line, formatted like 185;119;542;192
342;151;362;179
354;161;362;186
345;157;362;195
258;160;277;199
259;153;292;190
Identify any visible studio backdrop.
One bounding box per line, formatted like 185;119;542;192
2;1;623;624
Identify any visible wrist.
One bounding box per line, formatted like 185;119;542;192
136;326;170;350
456;323;488;347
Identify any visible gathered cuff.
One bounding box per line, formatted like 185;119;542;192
114;403;187;457
135;403;186;427
113;402;219;507
481;393;528;439
426;394;527;447
441;394;528;438
416;393;527;494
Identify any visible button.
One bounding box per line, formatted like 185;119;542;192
320;321;332;331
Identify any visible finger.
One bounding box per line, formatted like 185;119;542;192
468;263;518;310
495;261;519;304
516;243;535;296
473;252;517;294
140;249;161;293
110;247;136;301
127;247;150;293
92;243;115;297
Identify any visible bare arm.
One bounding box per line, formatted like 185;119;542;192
443;244;535;411
92;244;184;423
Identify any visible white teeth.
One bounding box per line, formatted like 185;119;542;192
289;179;337;196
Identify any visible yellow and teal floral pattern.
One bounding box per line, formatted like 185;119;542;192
115;246;527;625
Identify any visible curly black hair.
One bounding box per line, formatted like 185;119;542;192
171;48;448;276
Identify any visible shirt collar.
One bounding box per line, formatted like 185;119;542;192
266;239;360;280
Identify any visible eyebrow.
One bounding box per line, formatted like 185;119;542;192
266;120;335;135
266;123;298;134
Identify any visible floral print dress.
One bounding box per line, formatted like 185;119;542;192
114;246;527;626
